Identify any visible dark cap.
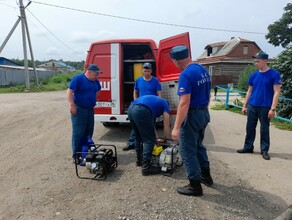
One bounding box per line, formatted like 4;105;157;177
252;51;269;59
143;62;152;69
87;64;102;73
169;45;189;60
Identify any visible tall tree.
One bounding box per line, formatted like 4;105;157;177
265;3;292;120
265;3;292;48
271;46;292;119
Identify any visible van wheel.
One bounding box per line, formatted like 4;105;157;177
102;122;116;127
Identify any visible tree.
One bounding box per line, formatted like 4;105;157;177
270;46;292;119
265;3;292;48
237;64;257;91
266;3;292;120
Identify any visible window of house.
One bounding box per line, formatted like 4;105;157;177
207;47;212;56
243;46;248;55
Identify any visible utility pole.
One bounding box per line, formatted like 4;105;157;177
0;0;39;90
23;5;39;87
19;0;30;90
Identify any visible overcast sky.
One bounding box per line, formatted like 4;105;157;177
0;0;290;62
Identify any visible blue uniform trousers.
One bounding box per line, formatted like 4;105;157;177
71;105;94;158
179;109;210;181
128;104;156;161
127;129;136;146
244;104;270;153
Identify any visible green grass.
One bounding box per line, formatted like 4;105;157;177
211;104;226;110
211;103;292;131
271;119;292;131
0;72;79;93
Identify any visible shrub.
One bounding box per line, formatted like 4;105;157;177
237;64;257;91
48;73;74;84
271;46;292;119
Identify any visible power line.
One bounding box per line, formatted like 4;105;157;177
26;10;80;60
1;1;82;61
0;2;17;9
25;11;60;46
32;1;267;35
27;9;73;51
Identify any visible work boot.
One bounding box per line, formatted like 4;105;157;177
261;151;271;160
200;167;213;187
141;160;161;176
177;179;203;196
237;148;254;153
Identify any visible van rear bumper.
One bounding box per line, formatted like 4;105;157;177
94;114;129;123
94;114;165;124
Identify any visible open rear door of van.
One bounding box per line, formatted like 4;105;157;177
157;32;191;82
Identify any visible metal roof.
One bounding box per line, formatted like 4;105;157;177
197;37;259;59
0;57;20;66
38;60;75;69
0;64;46;71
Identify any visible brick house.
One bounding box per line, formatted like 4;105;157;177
196;37;262;86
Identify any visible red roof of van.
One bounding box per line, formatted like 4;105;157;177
88;39;158;51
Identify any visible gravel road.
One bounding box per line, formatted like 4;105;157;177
0;91;291;220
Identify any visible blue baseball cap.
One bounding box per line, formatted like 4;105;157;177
252;51;269;59
87;64;102;73
143;62;152;69
169;45;189;60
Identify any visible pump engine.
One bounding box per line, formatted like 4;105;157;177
75;144;117;180
151;141;182;176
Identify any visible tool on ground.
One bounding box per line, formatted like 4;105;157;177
75;144;117;180
152;139;183;176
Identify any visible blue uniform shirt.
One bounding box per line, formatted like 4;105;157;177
177;63;211;108
69;73;101;108
248;68;281;107
134;76;161;97
131;95;170;118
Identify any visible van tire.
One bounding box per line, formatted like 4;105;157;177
102;122;117;127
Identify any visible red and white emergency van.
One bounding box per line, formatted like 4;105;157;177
84;32;191;126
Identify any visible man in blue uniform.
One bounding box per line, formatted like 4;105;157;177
170;45;213;196
128;95;170;175
123;62;162;151
67;64;102;163
237;51;281;160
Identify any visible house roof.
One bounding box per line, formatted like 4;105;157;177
0;64;47;71
38;60;75;69
204;41;227;49
197;37;260;60
0;57;20;66
54;61;74;69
